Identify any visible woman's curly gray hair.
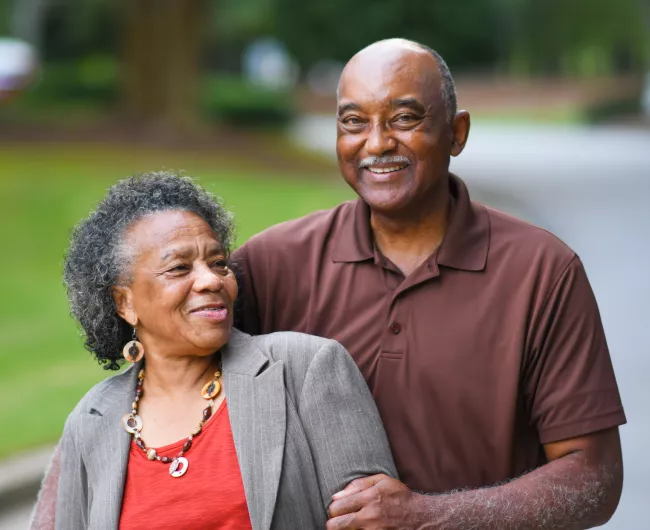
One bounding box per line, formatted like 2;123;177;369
63;171;235;370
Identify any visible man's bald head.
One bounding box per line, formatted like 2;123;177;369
338;38;457;122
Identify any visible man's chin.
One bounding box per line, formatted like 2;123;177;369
359;189;413;216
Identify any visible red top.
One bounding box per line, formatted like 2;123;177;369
120;401;252;530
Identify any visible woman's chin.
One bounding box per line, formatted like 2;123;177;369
189;327;232;352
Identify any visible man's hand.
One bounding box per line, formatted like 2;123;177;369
326;429;623;530
327;474;427;530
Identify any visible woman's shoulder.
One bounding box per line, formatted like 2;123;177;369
65;365;137;422
242;330;354;397
248;331;355;374
250;331;338;362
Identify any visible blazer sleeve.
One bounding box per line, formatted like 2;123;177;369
297;339;398;507
55;414;88;530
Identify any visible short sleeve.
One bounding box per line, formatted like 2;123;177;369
231;244;261;335
525;256;626;444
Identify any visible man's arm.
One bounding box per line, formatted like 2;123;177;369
327;427;623;530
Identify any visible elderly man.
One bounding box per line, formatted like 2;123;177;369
32;39;624;530
233;39;625;529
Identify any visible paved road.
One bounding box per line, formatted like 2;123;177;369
293;117;650;529
0;447;53;529
0;504;33;530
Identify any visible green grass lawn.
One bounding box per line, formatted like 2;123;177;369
0;143;353;458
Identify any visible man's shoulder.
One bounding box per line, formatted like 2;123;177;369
484;204;576;267
240;200;356;253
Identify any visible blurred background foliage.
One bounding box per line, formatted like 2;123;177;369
1;0;648;131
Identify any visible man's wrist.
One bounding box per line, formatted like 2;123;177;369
405;491;440;528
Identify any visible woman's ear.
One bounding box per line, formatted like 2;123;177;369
112;285;137;327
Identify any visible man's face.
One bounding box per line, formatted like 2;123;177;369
336;47;454;216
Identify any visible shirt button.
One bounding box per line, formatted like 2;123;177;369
390;323;402;335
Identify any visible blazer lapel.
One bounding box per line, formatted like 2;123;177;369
79;364;138;529
223;329;287;530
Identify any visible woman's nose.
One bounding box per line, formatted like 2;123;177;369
192;264;224;292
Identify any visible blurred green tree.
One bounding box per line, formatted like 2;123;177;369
3;0;647;125
274;0;646;76
509;0;647;76
5;0;210;131
274;0;500;71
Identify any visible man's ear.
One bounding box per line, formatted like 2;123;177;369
450;110;470;157
112;285;137;327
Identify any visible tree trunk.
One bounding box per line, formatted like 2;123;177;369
120;0;207;134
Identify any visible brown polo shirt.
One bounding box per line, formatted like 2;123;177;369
232;174;626;493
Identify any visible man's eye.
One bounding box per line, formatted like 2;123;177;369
342;116;363;125
395;114;416;122
168;264;189;273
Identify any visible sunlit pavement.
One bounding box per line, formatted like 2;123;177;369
293;116;650;529
0;504;33;530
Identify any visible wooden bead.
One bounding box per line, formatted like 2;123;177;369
146;449;157;460
201;379;221;400
182;440;193;452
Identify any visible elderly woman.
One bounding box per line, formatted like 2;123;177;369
41;172;396;530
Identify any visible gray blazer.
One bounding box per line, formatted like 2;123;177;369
55;329;397;530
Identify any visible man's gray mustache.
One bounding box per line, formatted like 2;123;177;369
358;156;411;169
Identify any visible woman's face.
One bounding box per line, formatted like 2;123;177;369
113;210;238;359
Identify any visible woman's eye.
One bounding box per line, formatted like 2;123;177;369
211;260;229;272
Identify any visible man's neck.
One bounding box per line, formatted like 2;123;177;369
370;190;451;277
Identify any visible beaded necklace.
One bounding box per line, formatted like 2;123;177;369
121;365;222;478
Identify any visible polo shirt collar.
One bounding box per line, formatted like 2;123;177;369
332;173;489;272
331;197;375;262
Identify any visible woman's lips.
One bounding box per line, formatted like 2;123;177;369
190;308;229;322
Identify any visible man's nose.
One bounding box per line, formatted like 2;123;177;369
192;264;224;292
365;122;397;156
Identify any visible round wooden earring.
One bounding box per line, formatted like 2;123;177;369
123;340;144;363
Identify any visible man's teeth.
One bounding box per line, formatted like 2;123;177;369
368;165;407;174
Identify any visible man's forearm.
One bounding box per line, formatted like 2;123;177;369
415;452;621;530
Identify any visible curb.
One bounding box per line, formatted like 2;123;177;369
0;446;54;516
